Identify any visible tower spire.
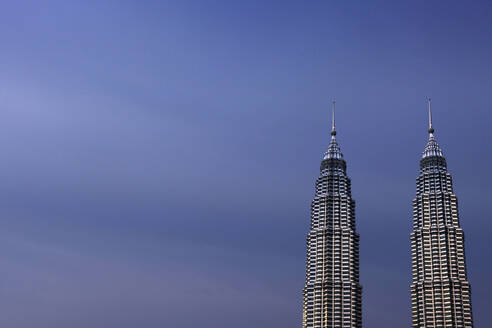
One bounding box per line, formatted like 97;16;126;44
323;100;343;160
428;97;434;134
422;97;443;158
331;100;336;136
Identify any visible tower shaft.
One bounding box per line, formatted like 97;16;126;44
410;125;474;328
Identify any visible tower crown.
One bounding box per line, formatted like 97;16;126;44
422;98;444;159
422;135;443;158
323;136;343;160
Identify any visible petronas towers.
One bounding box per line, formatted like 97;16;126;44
302;102;362;328
410;101;474;328
301;100;474;328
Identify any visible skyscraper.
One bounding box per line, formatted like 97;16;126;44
302;103;362;328
410;100;474;328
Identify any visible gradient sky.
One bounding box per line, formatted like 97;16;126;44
0;1;491;327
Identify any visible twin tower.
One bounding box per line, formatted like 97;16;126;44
301;101;474;328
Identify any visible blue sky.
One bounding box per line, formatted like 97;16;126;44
0;1;491;327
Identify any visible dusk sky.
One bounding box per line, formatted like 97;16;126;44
0;1;491;327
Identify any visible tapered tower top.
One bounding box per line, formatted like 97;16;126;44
422;98;444;159
323;101;343;160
